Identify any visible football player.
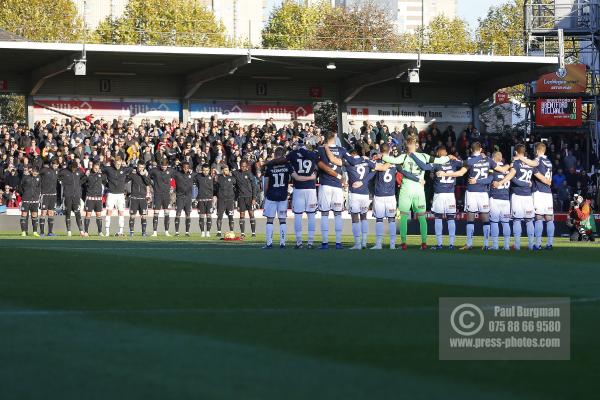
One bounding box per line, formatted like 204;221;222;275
102;156;132;236
172;161;196;237
126;161;152;236
19;166;41;237
195;164;215;237
412;145;463;250
532;142;554;249
83;161;105;236
489;151;512;250
39;159;59;236
232;160;258;238
58;161;85;237
149;159;173;236
382;136;451;250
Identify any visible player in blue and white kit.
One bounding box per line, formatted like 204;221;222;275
496;144;539;250
341;150;390;249
429;146;463;249
532;142;555;249
437;142;509;250
263;147;315;249
489;151;512;250
409;145;462;249
371;144;422;250
318;131;363;249
287;141;319;249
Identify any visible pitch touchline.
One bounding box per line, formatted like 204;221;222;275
1;297;599;317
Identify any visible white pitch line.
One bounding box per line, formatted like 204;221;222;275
1;297;599;317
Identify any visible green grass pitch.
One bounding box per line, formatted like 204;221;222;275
0;232;598;399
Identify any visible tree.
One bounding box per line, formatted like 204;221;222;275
422;16;476;55
262;0;325;50
0;0;83;123
0;0;83;42
313;1;402;52
476;0;525;56
93;0;227;47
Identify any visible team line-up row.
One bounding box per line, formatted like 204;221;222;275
14;132;555;251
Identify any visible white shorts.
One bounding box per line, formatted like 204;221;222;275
348;193;371;214
263;199;288;218
464;191;490;213
106;193;126;211
318;185;344;212
292;188;318;214
533;191;554;216
373;195;397;218
511;194;534;219
431;192;457;215
489;198;511;223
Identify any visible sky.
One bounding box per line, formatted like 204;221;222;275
458;0;503;29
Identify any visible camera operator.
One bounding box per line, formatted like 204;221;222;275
567;194;596;241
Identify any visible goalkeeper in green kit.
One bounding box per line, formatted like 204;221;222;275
382;135;453;250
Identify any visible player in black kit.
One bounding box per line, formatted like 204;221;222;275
149;159;173;236
39;159;59;236
215;165;236;237
232;160;258;238
58;161;85;237
102;156;132;236
83;162;105;236
127;161;152;236
195;164;215;237
172;161;196;236
19;166;41;236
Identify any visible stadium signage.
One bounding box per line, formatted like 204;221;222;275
190;102;314;123
0;80;7;90
495;91;509;104
33;98;181;121
535;98;582;127
347;104;472;123
534;64;587;94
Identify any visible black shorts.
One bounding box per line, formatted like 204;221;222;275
217;198;235;215
64;196;81;213
40;194;57;210
238;196;253;212
20;201;39;213
175;195;192;215
153;193;171;210
197;200;213;215
129;197;148;215
85;199;103;213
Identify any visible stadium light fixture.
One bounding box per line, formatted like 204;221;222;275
326;62;336;70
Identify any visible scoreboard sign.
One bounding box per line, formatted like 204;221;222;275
535;98;582;127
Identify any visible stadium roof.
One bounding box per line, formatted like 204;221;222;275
0;41;558;103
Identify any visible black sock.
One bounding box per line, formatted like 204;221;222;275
129;218;135;233
39;218;45;235
175;216;180;233
217;217;222;231
164;215;170;231
199;217;205;231
207;217;212;231
153;215;159;231
48;217;54;234
240;219;245;234
20;216;27;233
141;217;147;234
75;212;82;232
250;218;256;234
185;217;191;233
228;215;234;231
32;217;38;232
84;217;90;233
96;217;103;233
65;216;71;232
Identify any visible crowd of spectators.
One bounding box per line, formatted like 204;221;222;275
1;115;599;213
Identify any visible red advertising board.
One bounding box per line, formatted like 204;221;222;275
495;91;509;104
535;98;582;127
0;80;7;90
